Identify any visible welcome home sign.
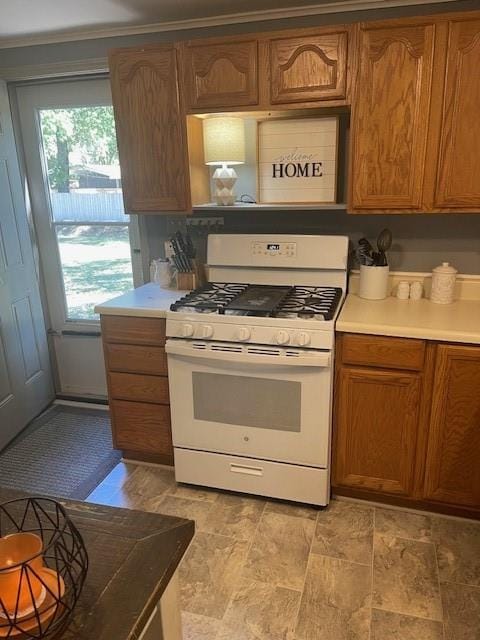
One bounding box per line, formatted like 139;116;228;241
258;116;338;204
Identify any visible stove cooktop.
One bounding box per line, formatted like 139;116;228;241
170;282;343;321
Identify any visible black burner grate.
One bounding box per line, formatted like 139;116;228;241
277;286;343;320
170;283;248;313
171;283;343;320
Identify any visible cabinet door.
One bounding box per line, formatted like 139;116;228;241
269;30;348;104
109;45;190;213
334;367;421;495
424;345;480;507
182;40;258;110
434;18;480;209
350;23;435;210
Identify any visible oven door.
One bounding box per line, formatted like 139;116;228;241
166;339;333;467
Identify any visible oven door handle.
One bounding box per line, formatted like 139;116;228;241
165;340;330;368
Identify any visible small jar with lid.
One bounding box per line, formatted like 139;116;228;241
430;262;457;304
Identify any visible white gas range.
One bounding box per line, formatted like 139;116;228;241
166;234;348;505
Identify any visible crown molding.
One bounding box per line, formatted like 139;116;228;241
0;0;458;49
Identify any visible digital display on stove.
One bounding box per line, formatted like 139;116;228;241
267;243;280;250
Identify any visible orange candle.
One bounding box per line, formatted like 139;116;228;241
0;533;44;616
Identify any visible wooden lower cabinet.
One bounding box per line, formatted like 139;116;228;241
333;333;480;518
101;315;173;465
110;400;172;459
335;367;420;495
423;344;480;507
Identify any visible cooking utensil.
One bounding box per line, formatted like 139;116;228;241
185;232;196;259
376;228;392;267
357;238;374;266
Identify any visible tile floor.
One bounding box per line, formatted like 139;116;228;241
87;462;480;639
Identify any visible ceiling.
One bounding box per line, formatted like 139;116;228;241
0;0;458;48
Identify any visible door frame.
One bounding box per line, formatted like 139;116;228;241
15;77;145;398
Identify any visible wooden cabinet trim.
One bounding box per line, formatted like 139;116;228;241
341;333;426;371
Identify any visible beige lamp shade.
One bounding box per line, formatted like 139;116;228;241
203;117;245;166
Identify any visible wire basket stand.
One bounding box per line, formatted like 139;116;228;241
0;497;88;639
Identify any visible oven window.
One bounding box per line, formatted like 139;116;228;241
192;372;301;431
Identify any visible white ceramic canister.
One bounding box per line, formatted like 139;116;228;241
430;262;457;304
359;265;390;300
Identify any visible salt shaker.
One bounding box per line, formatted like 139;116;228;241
396;281;410;300
409;281;423;301
430;262;457;304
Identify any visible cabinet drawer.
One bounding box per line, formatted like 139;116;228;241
101;315;166;346
105;344;168;375
109;372;170;404
341;333;425;371
111;400;172;456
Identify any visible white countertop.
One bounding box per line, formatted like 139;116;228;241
337;294;480;344
94;283;189;318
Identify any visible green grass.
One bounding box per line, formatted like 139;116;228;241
57;225;133;320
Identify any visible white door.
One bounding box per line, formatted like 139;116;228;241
16;79;143;399
0;80;54;448
166;339;333;467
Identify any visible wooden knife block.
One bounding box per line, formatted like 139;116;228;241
175;272;197;290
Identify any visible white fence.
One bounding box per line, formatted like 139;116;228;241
50;191;127;222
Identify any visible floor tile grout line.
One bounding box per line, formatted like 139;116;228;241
369;506;376;640
217;499;268;634
439;579;480;590
372;603;444;623
308;550;372;568
433;538;445;632
373;529;437;547
292;508;320;639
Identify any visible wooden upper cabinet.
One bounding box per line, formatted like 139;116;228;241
423;344;480;508
434;17;480;209
268;29;348;104
334;366;421;495
182;39;258;110
350;22;435;210
109;44;190;213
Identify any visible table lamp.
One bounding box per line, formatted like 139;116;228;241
203;117;245;206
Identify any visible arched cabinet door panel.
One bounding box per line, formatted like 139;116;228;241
109;45;190;213
434;18;480;209
268;30;349;104
182;40;258;110
350;22;435;210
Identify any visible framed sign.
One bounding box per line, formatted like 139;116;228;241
257;116;338;204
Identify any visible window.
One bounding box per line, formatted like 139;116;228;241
39;106;133;320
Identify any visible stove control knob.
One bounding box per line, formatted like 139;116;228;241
200;324;214;339
238;327;251;342
296;332;311;347
275;330;290;345
181;323;194;338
